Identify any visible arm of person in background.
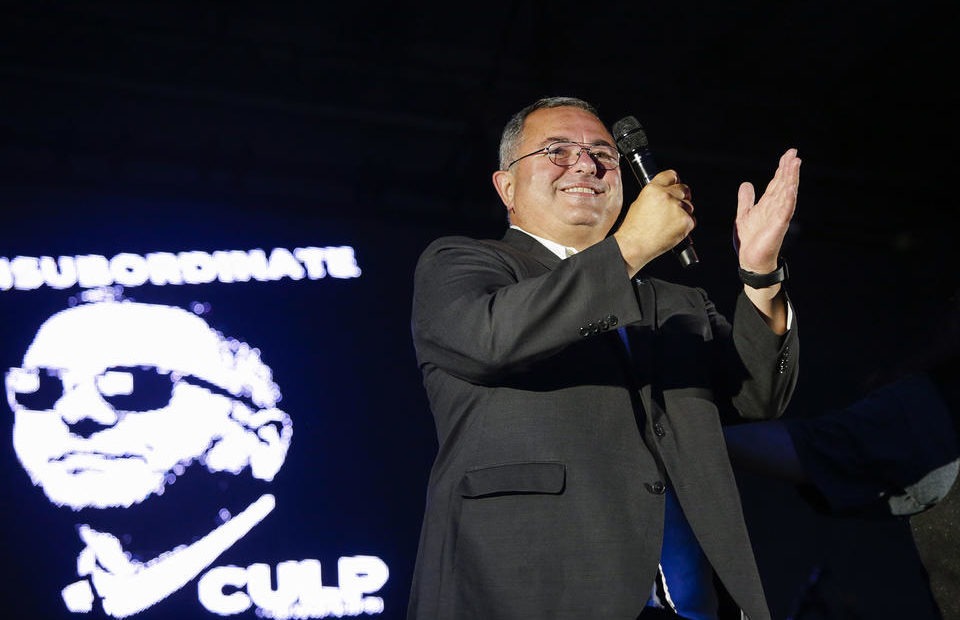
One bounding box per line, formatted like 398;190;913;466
723;419;806;484
725;371;959;516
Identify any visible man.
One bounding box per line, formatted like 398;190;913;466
407;96;801;619
5;294;293;617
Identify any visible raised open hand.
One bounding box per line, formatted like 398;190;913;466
734;148;801;273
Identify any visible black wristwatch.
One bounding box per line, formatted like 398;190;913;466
738;258;789;288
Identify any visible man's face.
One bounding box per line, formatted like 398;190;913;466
493;106;624;248
7;302;242;509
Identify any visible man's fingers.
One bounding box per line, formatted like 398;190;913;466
737;182;755;219
651;169;680;187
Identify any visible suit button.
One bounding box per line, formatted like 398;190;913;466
598;319;610;330
606;314;619;327
579;326;590;337
589;322;600;335
777;345;791;373
646;481;666;494
653;423;665;437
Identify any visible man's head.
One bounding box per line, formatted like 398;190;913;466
5;299;292;510
492;96;624;250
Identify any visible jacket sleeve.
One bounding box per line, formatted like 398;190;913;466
411;235;642;384
726;290;799;420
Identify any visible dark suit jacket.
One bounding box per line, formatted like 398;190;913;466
408;228;798;620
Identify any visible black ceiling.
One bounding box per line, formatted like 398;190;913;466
1;1;957;254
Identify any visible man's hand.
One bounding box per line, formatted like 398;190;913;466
734;148;801;334
613;169;695;277
735;148;801;274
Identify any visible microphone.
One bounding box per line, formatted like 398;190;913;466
611;116;699;268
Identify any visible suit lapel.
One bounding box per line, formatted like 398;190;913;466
501;228;563;271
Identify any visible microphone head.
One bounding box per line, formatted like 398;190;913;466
611;116;649;153
611;116;642;140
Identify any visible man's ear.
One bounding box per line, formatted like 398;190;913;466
492;169;515;212
204;403;292;482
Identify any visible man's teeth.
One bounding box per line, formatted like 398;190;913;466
564;187;596;194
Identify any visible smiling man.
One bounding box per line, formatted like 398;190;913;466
407;96;801;620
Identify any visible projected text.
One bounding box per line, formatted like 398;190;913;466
0;246;362;292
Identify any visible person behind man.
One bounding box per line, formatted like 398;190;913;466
407;96;801;620
723;292;960;620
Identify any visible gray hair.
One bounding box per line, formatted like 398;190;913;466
498;96;602;170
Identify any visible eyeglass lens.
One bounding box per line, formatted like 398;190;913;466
549;142;619;169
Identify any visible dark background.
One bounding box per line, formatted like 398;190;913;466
1;1;958;618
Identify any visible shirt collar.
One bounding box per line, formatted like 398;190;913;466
510;225;577;259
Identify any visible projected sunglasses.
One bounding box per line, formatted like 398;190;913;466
5;365;248;413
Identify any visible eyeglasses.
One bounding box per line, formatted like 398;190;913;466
5;365;247;413
507;141;621;170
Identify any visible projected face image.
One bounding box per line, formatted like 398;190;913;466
6;299;292;510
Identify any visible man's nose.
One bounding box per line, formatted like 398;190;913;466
570;148;601;175
54;381;120;436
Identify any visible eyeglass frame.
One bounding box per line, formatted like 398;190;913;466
506;140;621;170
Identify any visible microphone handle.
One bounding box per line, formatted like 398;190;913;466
623;150;699;268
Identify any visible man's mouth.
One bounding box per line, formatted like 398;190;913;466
562;186;600;195
50;452;148;475
52;451;147;465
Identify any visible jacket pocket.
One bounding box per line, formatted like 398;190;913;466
458;461;566;498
